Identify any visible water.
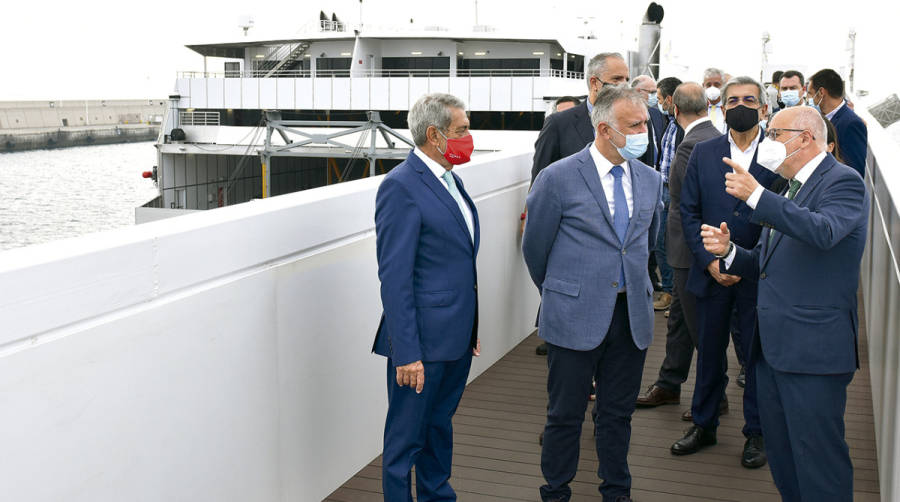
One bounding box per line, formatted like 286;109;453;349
0;142;159;251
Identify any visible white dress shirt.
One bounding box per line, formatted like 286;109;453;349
414;147;475;241
683;117;712;137
589;143;634;218
724;150;828;267
727;128;763;173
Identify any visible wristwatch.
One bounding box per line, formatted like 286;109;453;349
714;241;735;259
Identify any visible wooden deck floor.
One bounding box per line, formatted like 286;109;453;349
327;302;880;501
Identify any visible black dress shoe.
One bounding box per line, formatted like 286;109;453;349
614;497;633;502
737;366;746;388
742;435;767;468
681;396;729;421
671;425;717;455
636;384;680;407
536;343;548;356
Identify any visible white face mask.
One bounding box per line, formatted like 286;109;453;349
705;86;721;102
756;135;803;173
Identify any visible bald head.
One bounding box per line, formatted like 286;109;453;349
770;106;827;149
672;82;707;128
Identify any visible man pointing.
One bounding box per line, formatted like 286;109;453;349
701;106;867;500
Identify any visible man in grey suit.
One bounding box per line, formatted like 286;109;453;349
637;82;723;415
523;85;663;502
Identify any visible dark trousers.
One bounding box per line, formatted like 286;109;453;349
540;294;647;502
756;351;854;501
692;280;761;437
382;354;473;502
655;267;699;391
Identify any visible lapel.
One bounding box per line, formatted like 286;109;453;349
408;152;473;249
575;146;615;232
623;159;645;244
573;101;595;146
761;156;834;270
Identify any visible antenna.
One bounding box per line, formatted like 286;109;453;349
238;15;255;37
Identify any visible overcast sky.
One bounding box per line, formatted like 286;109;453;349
3;0;898;104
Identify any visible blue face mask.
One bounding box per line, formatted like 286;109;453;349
647;93;659;108
781;89;801;107
657;102;668;116
759;119;768;130
607;125;649;160
808;90;822;112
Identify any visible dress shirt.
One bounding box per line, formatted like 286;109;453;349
825;100;845;121
725;150;828;267
658;120;678;182
683;117;711;137
727;128;763;173
589;143;634;218
413;147;475;240
708;104;727;134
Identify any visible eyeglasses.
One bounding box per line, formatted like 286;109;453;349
765;128;813;141
725;96;760;107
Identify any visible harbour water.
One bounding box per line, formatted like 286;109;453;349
0;142;158;251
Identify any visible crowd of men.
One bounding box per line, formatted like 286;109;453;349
372;51;869;502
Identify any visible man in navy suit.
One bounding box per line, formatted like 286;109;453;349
524;85;663;502
673;76;783;469
373;92;481;501
808;69;867;178
701;106;867;500
529;52;629;357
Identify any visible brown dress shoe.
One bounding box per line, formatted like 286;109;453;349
654;292;672;311
636;385;680;408
681;396;729;421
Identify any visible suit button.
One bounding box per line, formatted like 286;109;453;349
612;282;619;288
760;272;767;280
733;211;740;217
621;249;627;255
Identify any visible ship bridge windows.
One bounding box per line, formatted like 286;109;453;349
316;58;352;76
382;57;450;77
568;54;585;74
457;58;539;77
225;62;241;78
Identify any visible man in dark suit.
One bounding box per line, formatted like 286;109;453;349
530;52;629;356
673;77;783;469
702;106;867;500
631;75;665;168
524;85;662;502
373;92;481;501
637;82;722;413
808;69;867;178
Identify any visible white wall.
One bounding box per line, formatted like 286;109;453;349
0;148;539;502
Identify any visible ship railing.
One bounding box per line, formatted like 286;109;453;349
177;68;584;79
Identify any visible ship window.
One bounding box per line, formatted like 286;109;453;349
225;62;241;78
458;58;539;76
316;57;352;76
550;59;563;71
382;57;449;76
569;54;585;74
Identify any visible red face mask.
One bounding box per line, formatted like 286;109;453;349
438;130;474;165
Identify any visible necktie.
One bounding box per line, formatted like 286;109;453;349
442;170;474;243
610;165;630;289
768;178;802;246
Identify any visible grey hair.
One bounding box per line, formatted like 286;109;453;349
585;52;624;89
793;107;828;148
703;67;724;81
630;75;656;88
590;85;646;130
407;93;467;146
672;82;707;115
722;75;769;108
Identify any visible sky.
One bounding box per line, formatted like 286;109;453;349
2;0;898;105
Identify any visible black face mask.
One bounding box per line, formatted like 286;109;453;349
725;105;760;133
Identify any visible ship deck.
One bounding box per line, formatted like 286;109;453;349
327;295;880;501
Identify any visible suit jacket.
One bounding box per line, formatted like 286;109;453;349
532;100;594;182
373;152;480;366
638;106;667;168
729;154;868;374
666;120;721;269
679;132;783;298
829;105;868;178
523;146;663;351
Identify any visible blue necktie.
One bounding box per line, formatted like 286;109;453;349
442;170;474;243
610;165;630;289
